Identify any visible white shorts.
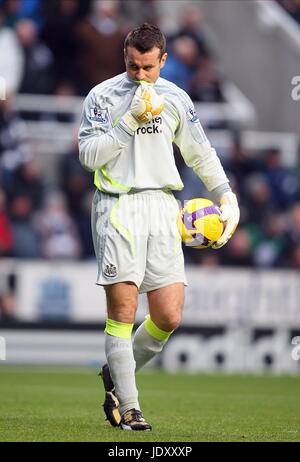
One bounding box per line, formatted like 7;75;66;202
91;189;187;293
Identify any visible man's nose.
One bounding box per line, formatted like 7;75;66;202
135;70;146;81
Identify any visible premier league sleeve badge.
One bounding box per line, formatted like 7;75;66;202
89;106;109;124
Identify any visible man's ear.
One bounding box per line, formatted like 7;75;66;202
160;52;168;70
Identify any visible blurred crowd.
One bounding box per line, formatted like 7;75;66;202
1;0;300;274
277;0;300;24
0;0;225;99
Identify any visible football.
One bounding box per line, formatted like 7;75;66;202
177;198;224;248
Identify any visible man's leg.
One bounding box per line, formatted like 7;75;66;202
103;281;152;430
133;283;184;371
104;282;139;415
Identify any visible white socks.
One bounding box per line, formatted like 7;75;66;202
133;322;167;371
104;317;173;416
105;333;140;415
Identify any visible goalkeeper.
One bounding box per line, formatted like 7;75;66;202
78;23;239;431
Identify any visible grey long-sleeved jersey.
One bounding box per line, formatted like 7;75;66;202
78;72;229;195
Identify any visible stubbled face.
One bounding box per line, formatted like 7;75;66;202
124;46;167;84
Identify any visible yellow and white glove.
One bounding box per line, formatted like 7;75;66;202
121;84;164;132
212;191;240;249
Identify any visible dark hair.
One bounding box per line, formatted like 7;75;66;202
124;23;166;59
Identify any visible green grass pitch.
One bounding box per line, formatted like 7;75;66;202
0;366;299;442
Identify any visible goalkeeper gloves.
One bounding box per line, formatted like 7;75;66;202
121;84;164;132
212;191;240;249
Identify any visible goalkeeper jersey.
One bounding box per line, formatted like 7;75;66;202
78;72;229;194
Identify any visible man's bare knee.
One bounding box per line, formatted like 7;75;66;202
156;312;182;332
148;283;184;332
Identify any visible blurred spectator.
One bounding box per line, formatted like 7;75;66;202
262;148;300;210
252;212;286;267
16;18;55;94
74;0;125;93
0;6;24;93
59;139;93;216
17;0;42;27
6;158;44;208
222;228;253;267
0;187;13;256
161;4;223;99
41;0;88;89
243;173;274;225
0;95;32;189
33;191;82;259
59;139;94;258
9;193;40;257
169;4;212;60
53;81;78;123
161;35;198;91
0;0;22;28
0;0;42;28
189;57;225;103
224;141;260;197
